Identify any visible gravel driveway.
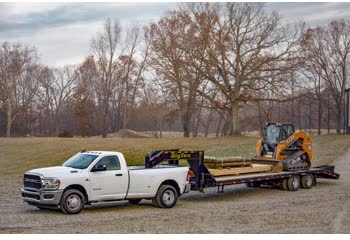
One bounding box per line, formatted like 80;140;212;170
0;150;349;234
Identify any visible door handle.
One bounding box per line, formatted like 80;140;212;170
115;174;123;176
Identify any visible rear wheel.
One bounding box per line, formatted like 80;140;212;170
129;199;142;205
312;174;317;186
287;175;300;191
60;189;85;214
301;174;313;189
281;178;288;190
153;185;178;208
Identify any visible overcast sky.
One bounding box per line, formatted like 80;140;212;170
1;2;350;67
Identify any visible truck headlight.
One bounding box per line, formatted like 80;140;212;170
41;178;61;190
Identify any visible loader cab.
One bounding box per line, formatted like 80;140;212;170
262;123;295;152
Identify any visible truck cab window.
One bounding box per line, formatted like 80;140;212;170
63;154;98;169
93;156;120;171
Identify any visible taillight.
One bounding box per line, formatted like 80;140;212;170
186;170;191;182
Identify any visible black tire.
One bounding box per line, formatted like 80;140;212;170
153;185;178;208
287;175;300;191
129;199;142;205
60;189;85;214
282;178;288;190
301;174;313;189
152;197;159;207
312;174;317;186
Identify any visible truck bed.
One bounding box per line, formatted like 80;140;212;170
128;164;185;170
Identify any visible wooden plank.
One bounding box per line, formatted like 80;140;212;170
205;161;252;168
204;156;252;168
208;164;273;177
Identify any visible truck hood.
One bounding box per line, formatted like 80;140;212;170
27;166;82;178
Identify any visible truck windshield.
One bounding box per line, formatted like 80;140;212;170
62;154;98;169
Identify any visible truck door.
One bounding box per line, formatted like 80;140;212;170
89;155;128;201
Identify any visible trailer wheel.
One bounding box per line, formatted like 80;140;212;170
153;184;178;208
60;189;85;214
281;179;288;190
301;174;313;189
129;199;142;205
287;175;300;191
312;174;317;186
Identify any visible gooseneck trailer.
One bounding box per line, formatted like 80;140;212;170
145;149;340;192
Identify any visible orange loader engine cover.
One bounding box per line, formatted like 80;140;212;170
255;129;312;162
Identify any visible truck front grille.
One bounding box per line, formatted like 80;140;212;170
23;174;42;189
22;192;40;200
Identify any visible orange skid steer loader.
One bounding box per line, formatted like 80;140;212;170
255;123;313;171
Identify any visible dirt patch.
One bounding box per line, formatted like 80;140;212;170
110;129;151;138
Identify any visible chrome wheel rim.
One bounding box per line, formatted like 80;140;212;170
306;176;312;187
293;178;299;189
66;194;81;211
162;190;175;205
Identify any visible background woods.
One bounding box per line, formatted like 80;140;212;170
0;3;349;137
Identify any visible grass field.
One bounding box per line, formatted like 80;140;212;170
1;134;350;177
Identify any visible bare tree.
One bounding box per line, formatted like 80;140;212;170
51;66;77;134
0;42;38;136
91;18;123;137
145;11;205;137
183;3;303;135
301;20;350;133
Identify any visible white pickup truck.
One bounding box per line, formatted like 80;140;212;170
21;151;191;214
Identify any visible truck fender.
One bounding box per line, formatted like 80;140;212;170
159;179;180;196
63;184;89;203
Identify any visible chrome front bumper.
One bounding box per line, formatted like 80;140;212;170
184;183;191;193
21;188;63;206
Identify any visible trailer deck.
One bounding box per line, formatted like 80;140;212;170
214;165;338;184
144;149;340;192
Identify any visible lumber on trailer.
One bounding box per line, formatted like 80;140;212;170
204;156;252;168
208;164;273;177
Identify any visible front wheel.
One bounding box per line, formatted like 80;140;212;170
287;175;300;191
60;189;85;214
153;185;178;208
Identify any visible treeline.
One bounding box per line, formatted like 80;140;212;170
0;3;349;137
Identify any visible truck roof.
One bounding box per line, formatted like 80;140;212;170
81;151;121;156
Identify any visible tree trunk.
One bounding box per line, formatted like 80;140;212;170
298;100;302;131
230;101;240;136
182;110;191;138
336;104;342;134
327;92;331;134
102;102;109;138
6;98;12;137
317;98;322;135
204;109;214;137
216;112;223;137
309;100;312;135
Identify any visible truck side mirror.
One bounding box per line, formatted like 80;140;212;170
91;164;107;172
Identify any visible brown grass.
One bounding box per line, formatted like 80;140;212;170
0;134;349;177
